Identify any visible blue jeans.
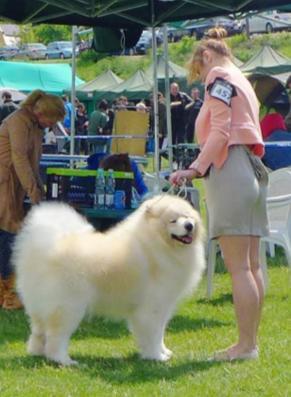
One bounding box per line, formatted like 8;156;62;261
0;229;16;279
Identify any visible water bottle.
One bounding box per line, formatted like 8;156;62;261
51;175;59;199
105;169;116;209
94;168;105;209
131;187;140;209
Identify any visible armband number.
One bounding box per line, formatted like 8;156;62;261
208;78;236;106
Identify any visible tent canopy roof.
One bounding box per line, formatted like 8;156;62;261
76;70;123;92
241;45;291;73
110;70;152;94
0;1;290;27
0;61;83;94
145;54;187;80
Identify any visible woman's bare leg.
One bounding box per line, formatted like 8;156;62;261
217;235;261;358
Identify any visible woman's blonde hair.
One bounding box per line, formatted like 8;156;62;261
187;27;232;83
21;90;66;122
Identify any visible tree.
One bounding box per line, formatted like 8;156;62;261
19;24;72;44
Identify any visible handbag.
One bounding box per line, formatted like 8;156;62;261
245;147;269;185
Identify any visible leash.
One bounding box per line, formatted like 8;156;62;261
167;178;188;198
149;178;188;207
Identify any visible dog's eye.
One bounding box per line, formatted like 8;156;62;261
170;220;177;224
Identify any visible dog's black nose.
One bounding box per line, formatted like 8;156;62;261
184;222;193;232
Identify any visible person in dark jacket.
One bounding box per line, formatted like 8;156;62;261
185;87;203;143
0;91;19;124
170;82;192;146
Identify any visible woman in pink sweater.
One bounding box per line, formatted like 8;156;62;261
170;28;269;361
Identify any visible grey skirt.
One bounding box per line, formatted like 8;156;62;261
204;145;269;239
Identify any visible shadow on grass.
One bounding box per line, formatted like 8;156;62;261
0;309;29;344
0;308;228;345
167;315;229;332
197;293;233;306
0;353;224;383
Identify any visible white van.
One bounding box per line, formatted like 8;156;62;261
241;10;291;34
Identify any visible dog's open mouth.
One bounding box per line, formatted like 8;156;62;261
171;234;193;244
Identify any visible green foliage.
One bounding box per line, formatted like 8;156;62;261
33;24;71;45
18;24;72;44
18;25;36;44
76;31;291;83
76;50;152;81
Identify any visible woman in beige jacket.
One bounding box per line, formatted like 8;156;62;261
0;90;65;309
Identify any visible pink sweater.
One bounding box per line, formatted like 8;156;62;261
191;66;264;175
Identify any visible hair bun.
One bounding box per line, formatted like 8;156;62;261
205;27;228;39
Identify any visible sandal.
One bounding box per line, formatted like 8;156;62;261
210;347;259;362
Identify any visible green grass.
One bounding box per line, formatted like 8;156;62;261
1;174;290;396
0;259;290;396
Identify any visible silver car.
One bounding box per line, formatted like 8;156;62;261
19;43;47;60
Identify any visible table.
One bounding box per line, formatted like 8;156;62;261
78;207;134;230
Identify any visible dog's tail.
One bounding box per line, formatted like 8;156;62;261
12;202;94;271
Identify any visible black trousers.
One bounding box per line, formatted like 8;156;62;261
0;229;16;279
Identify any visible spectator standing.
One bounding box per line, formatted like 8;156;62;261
170;82;192;146
149;92;167;150
0;91;19;124
88;99;109;153
62;95;74;132
170;28;268;361
116;96;129;111
185;87;203;143
0;90;65;310
75;103;89;154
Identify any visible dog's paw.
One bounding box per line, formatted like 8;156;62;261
59;358;79;367
141;351;172;362
162;346;173;359
46;354;79;366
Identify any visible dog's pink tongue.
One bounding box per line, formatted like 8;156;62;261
181;235;192;244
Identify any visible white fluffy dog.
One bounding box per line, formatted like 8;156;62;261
13;195;205;366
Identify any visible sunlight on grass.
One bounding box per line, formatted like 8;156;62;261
0;264;290;397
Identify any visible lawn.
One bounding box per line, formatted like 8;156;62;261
1;170;290;396
0;256;290;397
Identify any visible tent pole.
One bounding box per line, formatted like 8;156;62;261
69;25;78;164
152;26;161;191
163;24;173;172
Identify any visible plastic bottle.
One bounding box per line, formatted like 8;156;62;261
51;175;59;199
131;186;140;209
105;169;116;209
94;168;105;209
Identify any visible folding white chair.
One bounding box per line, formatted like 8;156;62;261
261;167;291;267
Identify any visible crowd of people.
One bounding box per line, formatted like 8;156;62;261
41;86;205;157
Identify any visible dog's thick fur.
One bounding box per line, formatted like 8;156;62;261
13;195;205;365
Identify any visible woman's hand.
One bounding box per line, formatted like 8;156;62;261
169;168;199;185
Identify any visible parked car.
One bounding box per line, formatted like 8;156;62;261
185;16;242;39
45;41;78;59
134;30;163;54
0;46;18;60
17;43;47;60
241;10;291;34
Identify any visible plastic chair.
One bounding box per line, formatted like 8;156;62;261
261;167;291;267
